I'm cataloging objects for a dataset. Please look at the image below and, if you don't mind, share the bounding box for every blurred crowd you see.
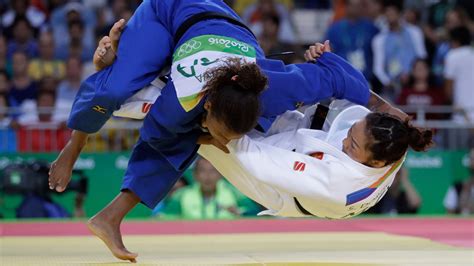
[0,0,473,153]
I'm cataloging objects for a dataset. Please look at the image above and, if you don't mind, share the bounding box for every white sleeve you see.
[443,52,456,80]
[372,34,391,86]
[227,135,338,199]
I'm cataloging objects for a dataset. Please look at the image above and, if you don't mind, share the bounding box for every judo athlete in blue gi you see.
[48,0,405,262]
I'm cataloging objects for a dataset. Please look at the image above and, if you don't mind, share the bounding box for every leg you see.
[87,190,140,262]
[89,139,186,262]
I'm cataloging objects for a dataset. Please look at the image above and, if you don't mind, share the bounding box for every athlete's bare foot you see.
[93,18,126,71]
[87,215,138,263]
[93,36,115,71]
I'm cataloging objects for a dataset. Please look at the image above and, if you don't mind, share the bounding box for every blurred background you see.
[0,0,472,220]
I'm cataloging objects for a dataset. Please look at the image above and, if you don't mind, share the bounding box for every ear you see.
[204,100,211,111]
[368,159,387,168]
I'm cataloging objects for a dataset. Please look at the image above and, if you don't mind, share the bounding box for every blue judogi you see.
[68,0,370,208]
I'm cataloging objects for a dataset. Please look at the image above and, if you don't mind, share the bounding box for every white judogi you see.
[199,102,405,219]
[113,81,404,219]
[112,77,167,120]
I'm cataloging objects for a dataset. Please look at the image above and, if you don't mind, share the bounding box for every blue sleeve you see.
[258,52,369,121]
[67,0,173,133]
[296,52,370,105]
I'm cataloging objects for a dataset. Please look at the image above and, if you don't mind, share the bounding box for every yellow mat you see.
[1,232,473,265]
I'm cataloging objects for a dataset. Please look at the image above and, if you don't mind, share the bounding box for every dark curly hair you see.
[366,112,433,165]
[203,57,268,134]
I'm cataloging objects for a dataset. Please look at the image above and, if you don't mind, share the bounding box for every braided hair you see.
[365,112,433,165]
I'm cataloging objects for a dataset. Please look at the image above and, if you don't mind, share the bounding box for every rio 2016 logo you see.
[176,40,202,57]
[208,37,250,53]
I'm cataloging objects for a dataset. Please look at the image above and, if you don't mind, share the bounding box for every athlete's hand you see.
[197,134,230,154]
[93,19,126,71]
[49,131,88,192]
[304,40,331,62]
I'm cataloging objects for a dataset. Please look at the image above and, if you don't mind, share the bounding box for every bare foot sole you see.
[87,217,138,263]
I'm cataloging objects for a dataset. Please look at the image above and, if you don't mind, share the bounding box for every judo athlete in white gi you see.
[199,101,409,219]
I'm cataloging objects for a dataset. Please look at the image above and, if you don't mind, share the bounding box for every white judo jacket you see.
[199,102,405,219]
[112,80,404,219]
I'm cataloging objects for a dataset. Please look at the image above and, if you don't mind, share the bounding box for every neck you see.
[389,22,401,31]
[201,188,216,198]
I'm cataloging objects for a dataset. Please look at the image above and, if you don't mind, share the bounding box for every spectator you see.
[444,148,474,215]
[28,31,65,81]
[0,34,7,73]
[160,158,241,220]
[50,2,96,62]
[293,0,330,9]
[95,0,133,39]
[258,14,294,61]
[444,26,474,123]
[1,0,46,37]
[403,7,420,26]
[431,8,470,85]
[0,70,9,93]
[372,0,427,98]
[152,177,189,216]
[17,89,70,152]
[18,78,63,125]
[325,0,379,80]
[55,19,94,62]
[6,15,38,59]
[0,70,19,118]
[56,56,82,104]
[242,0,297,44]
[8,51,37,105]
[368,168,421,214]
[396,58,446,120]
[0,92,17,153]
[427,0,456,30]
[364,0,385,29]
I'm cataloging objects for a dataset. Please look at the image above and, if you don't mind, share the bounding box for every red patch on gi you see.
[293,161,306,172]
[142,103,152,113]
[310,152,324,160]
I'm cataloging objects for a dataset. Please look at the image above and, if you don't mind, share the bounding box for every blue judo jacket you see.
[67,0,370,202]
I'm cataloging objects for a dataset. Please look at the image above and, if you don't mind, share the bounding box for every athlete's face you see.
[202,102,244,149]
[342,118,386,168]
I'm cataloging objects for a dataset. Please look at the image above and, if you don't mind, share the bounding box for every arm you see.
[301,41,370,105]
[288,52,371,106]
[367,90,409,121]
[372,35,391,86]
[303,42,408,121]
[67,1,172,133]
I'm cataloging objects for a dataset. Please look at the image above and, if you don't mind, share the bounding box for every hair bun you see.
[406,121,434,151]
